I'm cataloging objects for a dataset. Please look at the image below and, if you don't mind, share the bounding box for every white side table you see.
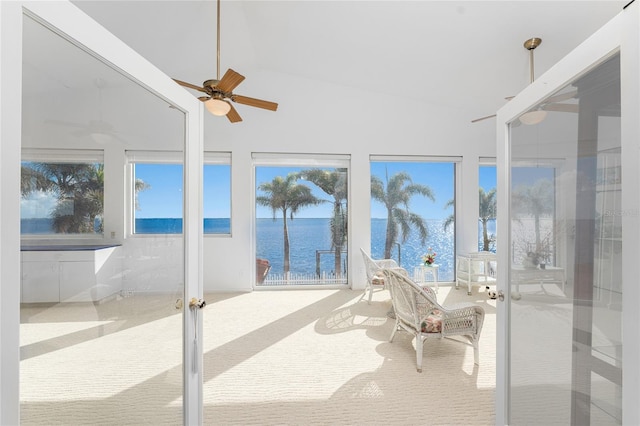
[414,264,439,293]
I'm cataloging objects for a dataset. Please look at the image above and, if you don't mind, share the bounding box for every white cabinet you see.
[21,261,59,303]
[21,245,123,303]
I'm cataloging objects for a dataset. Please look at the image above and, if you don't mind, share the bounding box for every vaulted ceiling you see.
[71,1,626,122]
[21,1,627,152]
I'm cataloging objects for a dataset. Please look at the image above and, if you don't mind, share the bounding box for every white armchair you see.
[382,268,485,372]
[360,247,405,304]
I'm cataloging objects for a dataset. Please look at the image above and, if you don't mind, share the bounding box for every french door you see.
[496,6,640,425]
[3,2,204,424]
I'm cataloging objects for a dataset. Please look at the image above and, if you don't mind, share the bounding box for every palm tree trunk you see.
[283,213,290,276]
[334,247,342,276]
[482,218,490,251]
[534,214,541,252]
[332,204,344,275]
[384,209,394,259]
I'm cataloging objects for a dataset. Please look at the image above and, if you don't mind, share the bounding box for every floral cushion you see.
[420,309,443,333]
[372,273,385,285]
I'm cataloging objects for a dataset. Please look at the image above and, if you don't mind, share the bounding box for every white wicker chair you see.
[382,268,485,372]
[360,247,405,304]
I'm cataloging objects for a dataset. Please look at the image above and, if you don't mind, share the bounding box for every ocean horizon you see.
[21,217,496,282]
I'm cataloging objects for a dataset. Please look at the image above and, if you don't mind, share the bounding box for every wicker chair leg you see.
[368,284,374,304]
[415,335,424,373]
[389,320,399,342]
[473,340,480,365]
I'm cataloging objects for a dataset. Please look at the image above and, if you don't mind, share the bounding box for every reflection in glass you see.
[20,14,186,424]
[509,54,621,425]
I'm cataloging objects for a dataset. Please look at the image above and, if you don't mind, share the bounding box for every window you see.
[128,151,183,235]
[370,156,458,282]
[479,160,497,252]
[204,152,231,235]
[21,149,104,236]
[253,154,349,286]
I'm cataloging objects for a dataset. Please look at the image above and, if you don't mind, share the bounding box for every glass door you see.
[508,54,621,425]
[15,3,204,424]
[494,9,640,423]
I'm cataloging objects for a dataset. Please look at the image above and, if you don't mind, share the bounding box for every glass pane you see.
[21,156,104,236]
[255,165,348,286]
[133,163,184,234]
[204,163,231,234]
[20,15,185,424]
[370,160,455,282]
[509,54,621,425]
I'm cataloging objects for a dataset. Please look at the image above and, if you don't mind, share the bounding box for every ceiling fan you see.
[172,0,278,123]
[472,37,578,124]
[46,78,129,144]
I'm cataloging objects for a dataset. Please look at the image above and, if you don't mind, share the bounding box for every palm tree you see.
[512,178,553,253]
[297,168,348,276]
[256,173,323,275]
[443,198,455,232]
[134,178,151,211]
[479,187,497,251]
[22,162,104,233]
[442,188,496,251]
[371,171,435,259]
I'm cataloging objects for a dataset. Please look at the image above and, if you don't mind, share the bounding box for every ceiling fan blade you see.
[233,95,278,111]
[545,90,578,104]
[543,103,579,113]
[226,102,242,123]
[45,119,85,128]
[173,78,207,93]
[217,68,245,93]
[471,114,496,123]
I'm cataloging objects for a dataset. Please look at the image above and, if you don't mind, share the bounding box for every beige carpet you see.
[20,285,496,425]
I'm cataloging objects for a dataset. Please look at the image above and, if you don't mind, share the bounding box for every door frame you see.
[495,5,640,425]
[0,1,204,424]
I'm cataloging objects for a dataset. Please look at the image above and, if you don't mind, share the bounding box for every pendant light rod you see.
[216,0,221,81]
[524,37,542,84]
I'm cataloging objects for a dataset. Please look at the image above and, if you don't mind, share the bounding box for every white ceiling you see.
[70,0,626,122]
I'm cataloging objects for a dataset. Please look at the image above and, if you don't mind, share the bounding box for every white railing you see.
[261,271,348,286]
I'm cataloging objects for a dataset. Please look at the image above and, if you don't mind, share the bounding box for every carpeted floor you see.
[20,285,496,425]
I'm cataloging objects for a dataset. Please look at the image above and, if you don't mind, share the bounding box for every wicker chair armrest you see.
[437,304,485,336]
[375,259,399,269]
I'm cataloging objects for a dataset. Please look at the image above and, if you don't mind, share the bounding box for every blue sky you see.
[132,162,499,220]
[21,162,498,220]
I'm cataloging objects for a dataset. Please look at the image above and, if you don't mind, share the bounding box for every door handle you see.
[188,297,206,374]
[189,297,206,309]
[497,290,505,301]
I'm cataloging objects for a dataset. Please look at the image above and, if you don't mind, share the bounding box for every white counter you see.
[21,244,123,303]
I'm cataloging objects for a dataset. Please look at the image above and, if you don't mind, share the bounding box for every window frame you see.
[369,155,461,282]
[252,152,351,288]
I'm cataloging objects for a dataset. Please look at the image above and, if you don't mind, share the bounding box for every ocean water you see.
[21,218,231,235]
[21,217,496,282]
[255,217,491,282]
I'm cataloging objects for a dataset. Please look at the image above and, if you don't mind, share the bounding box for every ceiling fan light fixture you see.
[89,132,112,145]
[519,109,547,125]
[205,97,231,116]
